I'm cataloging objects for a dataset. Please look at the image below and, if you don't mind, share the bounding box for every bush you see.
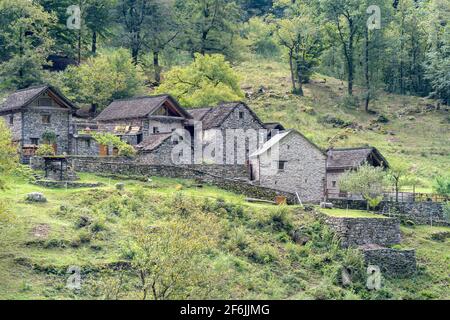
[319,114,352,128]
[35,144,55,156]
[376,114,389,123]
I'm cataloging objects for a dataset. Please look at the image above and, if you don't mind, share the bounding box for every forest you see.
[0,0,448,111]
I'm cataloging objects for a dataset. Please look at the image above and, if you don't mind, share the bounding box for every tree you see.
[116,0,152,64]
[339,163,388,211]
[49,49,146,112]
[424,0,450,104]
[125,218,214,300]
[0,0,56,89]
[388,161,411,202]
[319,0,366,96]
[84,0,114,55]
[275,0,325,95]
[155,53,244,107]
[433,176,450,197]
[175,0,241,58]
[141,0,181,85]
[0,119,19,190]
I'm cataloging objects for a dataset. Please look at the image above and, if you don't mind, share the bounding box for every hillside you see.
[0,173,449,300]
[235,59,450,188]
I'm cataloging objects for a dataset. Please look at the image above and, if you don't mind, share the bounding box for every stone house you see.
[189,102,266,165]
[0,85,78,162]
[249,130,327,203]
[326,147,389,199]
[95,95,193,148]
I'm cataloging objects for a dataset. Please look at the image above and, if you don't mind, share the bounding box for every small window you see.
[39,98,53,106]
[287,145,290,150]
[9,115,14,125]
[278,161,287,171]
[153,127,159,134]
[239,111,244,119]
[86,139,91,148]
[30,138,39,145]
[332,181,337,187]
[42,115,51,124]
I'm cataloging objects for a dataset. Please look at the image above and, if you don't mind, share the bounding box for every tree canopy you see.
[155,53,244,107]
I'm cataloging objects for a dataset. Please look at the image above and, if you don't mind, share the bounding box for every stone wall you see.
[22,108,71,154]
[330,199,448,226]
[362,247,416,277]
[2,112,22,142]
[324,216,401,248]
[36,156,296,203]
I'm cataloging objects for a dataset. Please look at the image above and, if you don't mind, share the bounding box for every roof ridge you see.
[10,84,48,92]
[111,94,169,102]
[328,146,373,151]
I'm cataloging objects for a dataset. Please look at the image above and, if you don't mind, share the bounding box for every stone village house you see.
[1,85,389,203]
[0,85,77,163]
[249,130,327,203]
[325,147,389,199]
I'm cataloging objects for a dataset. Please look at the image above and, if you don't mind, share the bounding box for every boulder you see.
[320,202,334,209]
[115,183,125,191]
[26,192,47,203]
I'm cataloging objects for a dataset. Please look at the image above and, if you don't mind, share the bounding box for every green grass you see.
[320,208,388,219]
[1,172,449,300]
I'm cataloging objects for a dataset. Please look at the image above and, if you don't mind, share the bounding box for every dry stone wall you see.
[324,216,401,248]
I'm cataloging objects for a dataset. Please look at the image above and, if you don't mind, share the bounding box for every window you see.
[30,138,39,145]
[239,111,244,119]
[153,127,159,134]
[42,115,51,124]
[278,161,287,171]
[86,139,91,148]
[9,115,13,125]
[332,181,337,188]
[38,98,52,106]
[137,134,143,144]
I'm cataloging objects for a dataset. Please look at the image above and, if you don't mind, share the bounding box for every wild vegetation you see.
[0,172,448,299]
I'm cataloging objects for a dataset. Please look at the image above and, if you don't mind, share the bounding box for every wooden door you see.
[99,144,108,156]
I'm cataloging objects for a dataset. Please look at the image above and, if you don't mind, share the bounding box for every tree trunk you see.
[295,56,304,96]
[77,28,82,65]
[91,31,97,54]
[90,103,97,114]
[153,50,161,85]
[364,28,370,112]
[289,51,297,94]
[347,31,354,96]
[395,180,399,203]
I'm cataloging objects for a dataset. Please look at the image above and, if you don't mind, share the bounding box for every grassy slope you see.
[236,59,450,189]
[0,173,448,300]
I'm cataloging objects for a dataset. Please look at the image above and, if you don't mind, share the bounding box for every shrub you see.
[443,202,450,222]
[433,176,450,196]
[35,144,55,156]
[90,219,107,233]
[376,114,389,123]
[318,114,352,128]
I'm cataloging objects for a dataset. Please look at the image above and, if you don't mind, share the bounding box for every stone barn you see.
[0,85,78,163]
[249,130,327,203]
[326,147,389,199]
[189,102,266,165]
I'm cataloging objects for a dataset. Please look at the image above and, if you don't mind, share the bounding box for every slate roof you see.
[250,129,324,157]
[326,147,389,170]
[135,133,173,152]
[95,95,192,121]
[0,85,77,114]
[188,102,263,130]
